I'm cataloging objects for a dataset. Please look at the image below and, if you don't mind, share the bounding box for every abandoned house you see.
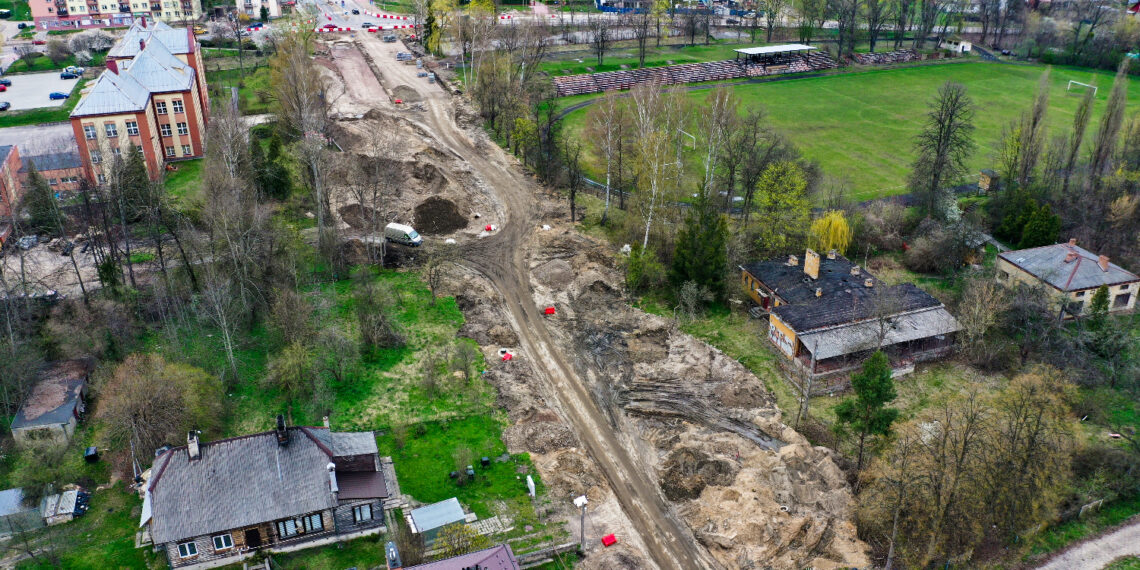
[388,543,521,570]
[741,249,960,381]
[10,358,94,447]
[997,239,1139,317]
[141,417,395,569]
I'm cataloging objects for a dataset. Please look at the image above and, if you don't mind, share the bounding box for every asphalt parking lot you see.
[0,71,82,111]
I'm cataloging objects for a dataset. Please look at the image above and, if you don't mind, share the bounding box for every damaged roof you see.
[798,306,960,360]
[406,544,520,570]
[1000,243,1140,292]
[145,427,384,544]
[11,358,93,431]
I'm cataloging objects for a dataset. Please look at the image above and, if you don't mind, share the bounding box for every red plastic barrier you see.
[394,99,403,104]
[602,534,617,547]
[544,307,556,315]
[485,224,493,231]
[501,352,513,361]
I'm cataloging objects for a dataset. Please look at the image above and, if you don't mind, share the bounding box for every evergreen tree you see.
[1018,203,1061,248]
[834,350,900,471]
[20,163,61,234]
[671,191,728,299]
[1087,284,1110,327]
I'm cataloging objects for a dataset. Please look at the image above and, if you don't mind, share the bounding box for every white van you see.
[384,223,423,247]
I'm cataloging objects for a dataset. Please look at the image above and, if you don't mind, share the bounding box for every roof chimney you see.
[850,265,861,276]
[827,249,837,260]
[804,249,820,280]
[1064,251,1078,263]
[187,430,200,461]
[1068,238,1077,246]
[864,278,873,288]
[787,254,798,267]
[276,414,289,446]
[815,287,822,298]
[106,59,118,75]
[327,462,338,497]
[1098,255,1110,272]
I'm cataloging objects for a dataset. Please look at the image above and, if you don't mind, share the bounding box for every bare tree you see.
[909,81,975,218]
[830,0,862,59]
[891,0,915,49]
[422,242,459,303]
[631,83,684,250]
[865,0,894,52]
[587,15,612,67]
[586,90,625,225]
[763,0,787,42]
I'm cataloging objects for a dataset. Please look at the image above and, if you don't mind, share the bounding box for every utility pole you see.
[573,495,588,551]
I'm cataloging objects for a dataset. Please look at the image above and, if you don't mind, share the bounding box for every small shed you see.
[0,489,43,536]
[940,37,972,53]
[11,359,94,447]
[979,169,999,193]
[41,490,79,526]
[409,497,467,545]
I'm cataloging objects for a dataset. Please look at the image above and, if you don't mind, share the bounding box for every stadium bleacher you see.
[850,50,920,65]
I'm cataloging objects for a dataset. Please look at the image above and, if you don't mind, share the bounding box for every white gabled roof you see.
[734,44,817,56]
[110,25,191,58]
[71,69,151,117]
[125,39,194,93]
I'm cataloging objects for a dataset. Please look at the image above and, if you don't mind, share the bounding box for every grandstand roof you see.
[734,44,817,56]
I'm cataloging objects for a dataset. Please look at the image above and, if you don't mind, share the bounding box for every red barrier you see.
[501,352,513,361]
[602,534,617,547]
[544,307,556,315]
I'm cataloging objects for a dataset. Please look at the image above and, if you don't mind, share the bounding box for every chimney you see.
[1098,255,1110,272]
[327,462,338,497]
[139,39,145,51]
[815,287,822,298]
[864,278,874,288]
[106,59,118,75]
[1064,251,1078,263]
[187,431,200,461]
[803,249,820,280]
[787,254,799,267]
[827,249,837,260]
[141,17,147,28]
[1068,238,1077,246]
[850,265,861,276]
[275,414,289,446]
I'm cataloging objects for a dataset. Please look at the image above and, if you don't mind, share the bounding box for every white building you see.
[237,0,279,19]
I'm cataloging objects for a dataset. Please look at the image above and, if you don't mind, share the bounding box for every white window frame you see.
[177,122,188,135]
[105,123,118,138]
[125,121,139,136]
[303,513,323,532]
[160,124,172,137]
[177,541,197,558]
[156,100,168,114]
[83,125,97,140]
[181,144,191,155]
[112,147,122,156]
[97,173,106,184]
[211,534,233,551]
[352,503,372,523]
[90,150,102,164]
[276,518,299,538]
[172,99,184,113]
[165,146,175,157]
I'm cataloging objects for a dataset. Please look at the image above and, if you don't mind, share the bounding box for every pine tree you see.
[20,163,61,234]
[671,191,728,299]
[1018,203,1060,248]
[1087,284,1110,328]
[834,351,900,471]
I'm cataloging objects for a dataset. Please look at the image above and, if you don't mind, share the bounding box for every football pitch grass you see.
[560,62,1140,202]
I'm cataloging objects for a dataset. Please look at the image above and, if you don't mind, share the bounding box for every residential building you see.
[142,418,393,569]
[237,0,280,19]
[388,543,521,570]
[10,358,94,447]
[0,145,21,219]
[20,151,85,195]
[741,249,960,383]
[408,497,467,546]
[997,239,1139,316]
[70,20,207,183]
[30,1,202,31]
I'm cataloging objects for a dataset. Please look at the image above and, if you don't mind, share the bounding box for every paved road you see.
[1035,518,1140,570]
[357,33,718,570]
[0,122,74,153]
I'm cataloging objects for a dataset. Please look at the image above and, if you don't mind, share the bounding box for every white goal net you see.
[1067,80,1098,96]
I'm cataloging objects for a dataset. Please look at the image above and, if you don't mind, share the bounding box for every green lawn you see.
[0,0,32,20]
[163,158,203,205]
[561,62,1140,202]
[0,78,89,128]
[6,52,106,73]
[540,41,769,77]
[1106,556,1140,570]
[205,65,272,115]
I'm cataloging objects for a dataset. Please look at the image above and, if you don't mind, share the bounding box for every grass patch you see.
[0,78,88,128]
[561,62,1140,202]
[6,52,105,73]
[1106,556,1140,570]
[223,535,388,570]
[1025,493,1140,559]
[540,41,768,77]
[128,251,155,264]
[205,65,272,115]
[162,158,204,206]
[0,0,32,19]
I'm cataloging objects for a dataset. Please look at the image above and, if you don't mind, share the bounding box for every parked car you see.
[322,23,338,29]
[0,78,12,86]
[60,72,79,79]
[17,22,27,28]
[33,39,46,45]
[363,22,374,28]
[0,85,6,92]
[725,18,739,24]
[193,25,207,35]
[0,102,10,111]
[382,34,396,42]
[351,8,360,14]
[384,223,422,247]
[49,91,69,100]
[0,9,11,19]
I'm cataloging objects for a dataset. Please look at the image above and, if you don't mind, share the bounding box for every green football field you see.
[560,62,1140,202]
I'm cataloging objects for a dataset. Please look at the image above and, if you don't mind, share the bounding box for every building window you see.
[276,518,299,538]
[112,148,122,157]
[83,125,97,140]
[156,101,168,114]
[172,99,184,113]
[90,150,102,164]
[176,122,188,135]
[160,124,172,137]
[275,513,323,539]
[177,541,197,558]
[97,173,106,184]
[105,124,118,138]
[352,504,372,523]
[1122,284,1133,291]
[181,144,191,155]
[49,178,58,186]
[126,121,139,136]
[303,513,323,532]
[1116,293,1132,309]
[165,146,175,157]
[997,270,1009,281]
[211,534,233,551]
[1076,291,1086,298]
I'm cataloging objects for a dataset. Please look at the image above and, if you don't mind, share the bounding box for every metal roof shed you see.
[733,44,817,56]
[410,498,467,544]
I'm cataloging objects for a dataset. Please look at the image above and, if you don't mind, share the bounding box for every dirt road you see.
[354,37,717,570]
[1034,519,1140,570]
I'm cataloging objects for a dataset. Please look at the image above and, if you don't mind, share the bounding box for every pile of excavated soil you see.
[659,447,738,501]
[391,84,422,103]
[414,197,467,235]
[338,204,381,231]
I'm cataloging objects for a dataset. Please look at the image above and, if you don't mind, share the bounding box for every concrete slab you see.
[0,71,81,111]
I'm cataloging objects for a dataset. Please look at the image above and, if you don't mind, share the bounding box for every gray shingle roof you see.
[10,359,92,431]
[122,38,194,93]
[0,489,33,518]
[410,498,466,533]
[71,69,150,117]
[20,151,82,173]
[147,427,375,544]
[110,25,191,58]
[798,306,960,360]
[0,146,13,165]
[1000,243,1140,292]
[406,544,520,570]
[330,432,378,457]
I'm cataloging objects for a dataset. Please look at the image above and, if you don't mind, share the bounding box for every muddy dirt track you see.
[354,37,716,570]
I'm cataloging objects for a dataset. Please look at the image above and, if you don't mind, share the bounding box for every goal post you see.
[1067,80,1098,96]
